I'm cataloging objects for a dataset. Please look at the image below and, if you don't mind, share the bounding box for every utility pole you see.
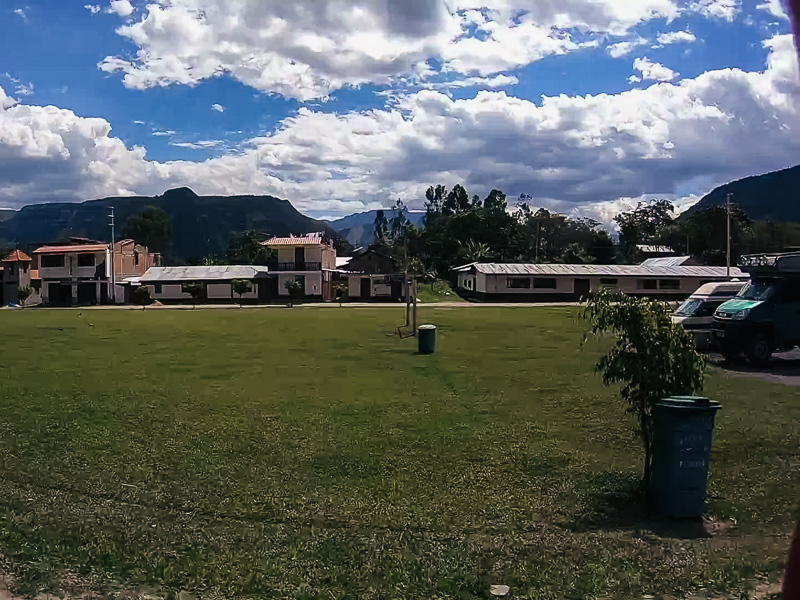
[110,206,117,304]
[726,193,732,278]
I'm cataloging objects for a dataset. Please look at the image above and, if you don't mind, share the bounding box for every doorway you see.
[574,279,591,300]
[360,277,371,299]
[258,277,279,302]
[295,247,306,271]
[48,283,73,307]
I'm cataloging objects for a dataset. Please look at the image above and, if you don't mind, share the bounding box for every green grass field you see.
[0,307,796,599]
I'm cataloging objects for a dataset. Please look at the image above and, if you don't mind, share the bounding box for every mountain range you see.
[0,188,329,261]
[688,164,800,221]
[1,164,798,260]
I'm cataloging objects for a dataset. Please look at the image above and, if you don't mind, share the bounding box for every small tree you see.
[284,280,303,308]
[132,286,152,307]
[182,282,205,308]
[232,279,253,306]
[583,289,706,491]
[333,282,348,307]
[17,286,32,308]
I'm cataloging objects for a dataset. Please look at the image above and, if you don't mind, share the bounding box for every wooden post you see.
[412,279,418,335]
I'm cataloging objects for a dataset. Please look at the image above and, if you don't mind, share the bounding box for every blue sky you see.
[0,0,797,221]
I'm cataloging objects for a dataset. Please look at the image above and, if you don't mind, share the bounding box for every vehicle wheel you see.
[747,333,773,367]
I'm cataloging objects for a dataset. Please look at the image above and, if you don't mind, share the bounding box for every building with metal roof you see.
[453,262,747,302]
[138,266,271,304]
[140,266,270,282]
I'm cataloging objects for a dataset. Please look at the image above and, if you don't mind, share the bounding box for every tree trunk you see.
[641,413,654,502]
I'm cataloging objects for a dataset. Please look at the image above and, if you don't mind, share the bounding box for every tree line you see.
[367,185,800,277]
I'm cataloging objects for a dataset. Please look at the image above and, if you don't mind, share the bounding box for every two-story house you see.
[2,249,40,306]
[33,239,158,306]
[263,233,336,300]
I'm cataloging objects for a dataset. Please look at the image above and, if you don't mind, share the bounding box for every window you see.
[600,278,618,286]
[77,253,95,267]
[153,283,163,295]
[659,279,681,291]
[637,279,658,290]
[134,251,140,266]
[22,263,28,274]
[40,255,64,268]
[507,277,531,289]
[533,278,557,289]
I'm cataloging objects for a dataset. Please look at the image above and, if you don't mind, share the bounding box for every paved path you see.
[710,350,800,387]
[4,302,582,311]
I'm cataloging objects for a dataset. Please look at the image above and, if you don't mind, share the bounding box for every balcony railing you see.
[274,262,322,272]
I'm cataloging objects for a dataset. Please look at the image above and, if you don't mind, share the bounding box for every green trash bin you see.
[651,396,721,519]
[418,324,437,355]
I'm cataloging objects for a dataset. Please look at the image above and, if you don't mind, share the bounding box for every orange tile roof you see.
[265,233,324,246]
[2,249,31,262]
[33,244,109,254]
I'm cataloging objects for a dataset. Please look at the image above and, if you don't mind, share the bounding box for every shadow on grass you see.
[567,471,711,540]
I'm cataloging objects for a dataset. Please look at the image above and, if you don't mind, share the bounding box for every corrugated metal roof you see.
[2,249,31,262]
[140,266,270,282]
[336,257,353,268]
[34,244,108,254]
[640,257,693,268]
[265,233,324,246]
[469,263,747,278]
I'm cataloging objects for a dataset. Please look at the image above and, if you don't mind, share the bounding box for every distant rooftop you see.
[2,249,31,262]
[454,262,747,278]
[33,244,109,254]
[265,233,325,246]
[636,245,675,254]
[639,256,694,268]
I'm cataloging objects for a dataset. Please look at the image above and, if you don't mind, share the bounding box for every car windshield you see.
[737,281,778,301]
[675,299,703,316]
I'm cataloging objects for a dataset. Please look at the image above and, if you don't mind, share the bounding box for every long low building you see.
[454,262,747,301]
[138,266,269,303]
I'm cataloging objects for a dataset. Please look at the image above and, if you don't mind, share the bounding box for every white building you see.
[454,262,747,301]
[34,240,157,306]
[263,233,336,300]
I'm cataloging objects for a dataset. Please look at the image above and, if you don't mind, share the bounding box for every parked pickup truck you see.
[712,253,800,365]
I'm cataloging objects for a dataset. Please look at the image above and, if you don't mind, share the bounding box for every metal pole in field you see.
[110,206,116,303]
[726,193,732,278]
[412,279,418,335]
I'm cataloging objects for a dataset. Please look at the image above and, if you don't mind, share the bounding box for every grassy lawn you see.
[0,307,796,599]
[416,280,463,303]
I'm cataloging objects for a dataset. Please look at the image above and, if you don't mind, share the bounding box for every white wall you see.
[207,283,232,300]
[276,246,324,264]
[476,274,717,296]
[277,273,323,296]
[148,284,190,300]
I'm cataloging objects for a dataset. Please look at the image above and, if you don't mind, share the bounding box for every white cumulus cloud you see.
[108,0,133,17]
[1,34,799,224]
[757,0,789,19]
[656,31,697,45]
[211,104,225,113]
[688,0,741,21]
[608,38,650,58]
[633,57,679,81]
[84,4,101,15]
[97,0,684,101]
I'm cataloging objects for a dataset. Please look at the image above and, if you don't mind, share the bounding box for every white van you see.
[673,281,747,350]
